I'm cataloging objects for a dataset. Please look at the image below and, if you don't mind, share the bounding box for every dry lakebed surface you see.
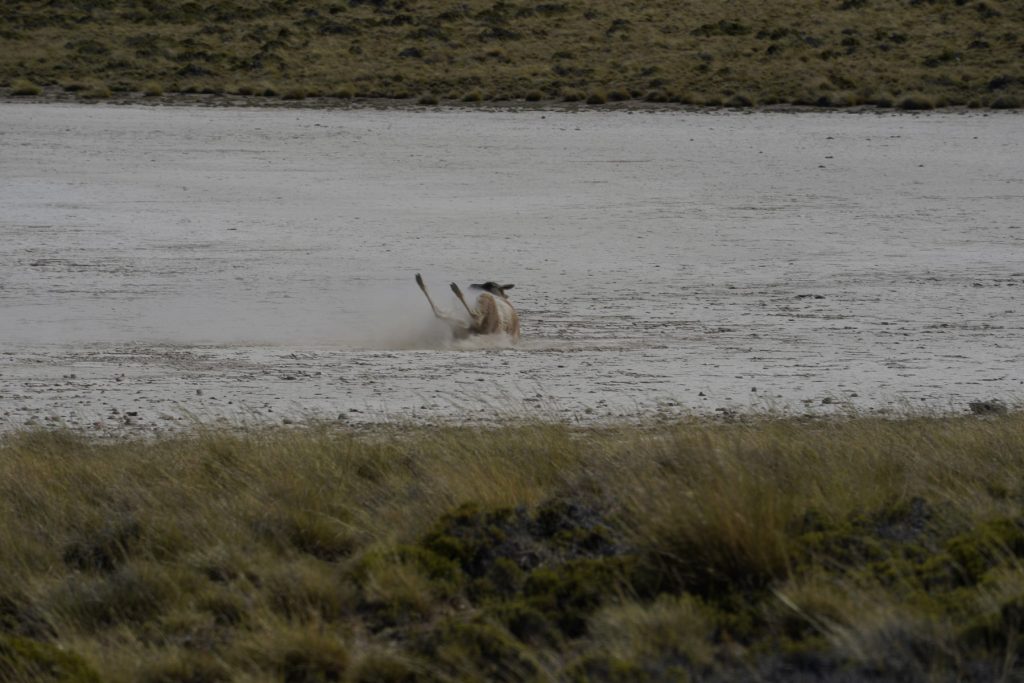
[1,102,1022,434]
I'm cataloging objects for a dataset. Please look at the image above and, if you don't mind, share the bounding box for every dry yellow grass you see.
[1,414,1024,680]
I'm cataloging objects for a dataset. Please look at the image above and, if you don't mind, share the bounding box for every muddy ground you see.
[1,103,1021,435]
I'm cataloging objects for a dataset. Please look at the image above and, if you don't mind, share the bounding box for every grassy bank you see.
[2,414,1024,681]
[1,0,1022,109]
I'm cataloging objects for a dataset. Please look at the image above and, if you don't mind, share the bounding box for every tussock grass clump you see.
[872,92,896,108]
[280,87,307,100]
[79,84,111,100]
[0,634,101,682]
[1,414,1023,680]
[725,93,755,107]
[263,627,351,681]
[9,79,41,96]
[898,92,937,110]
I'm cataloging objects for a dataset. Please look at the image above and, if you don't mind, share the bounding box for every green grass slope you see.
[2,414,1024,681]
[1,0,1022,108]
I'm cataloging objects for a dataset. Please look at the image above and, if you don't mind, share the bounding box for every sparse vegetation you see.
[140,80,163,97]
[1,0,1021,108]
[9,78,40,96]
[78,82,112,99]
[991,94,1021,108]
[280,87,307,101]
[2,413,1024,680]
[898,92,937,110]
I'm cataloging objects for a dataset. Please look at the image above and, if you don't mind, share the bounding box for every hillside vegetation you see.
[3,414,1024,681]
[1,0,1022,108]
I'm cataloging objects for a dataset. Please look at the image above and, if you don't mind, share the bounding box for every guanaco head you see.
[470,282,515,299]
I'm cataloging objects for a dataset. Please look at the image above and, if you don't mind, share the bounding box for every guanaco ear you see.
[501,284,515,291]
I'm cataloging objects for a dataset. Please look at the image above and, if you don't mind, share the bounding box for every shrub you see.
[80,84,112,99]
[872,92,895,107]
[586,91,607,104]
[691,20,751,37]
[141,81,163,97]
[10,79,42,96]
[987,75,1014,91]
[417,93,439,105]
[898,93,935,110]
[725,93,754,107]
[487,601,560,647]
[351,544,460,628]
[523,557,633,637]
[990,96,1020,109]
[810,92,845,107]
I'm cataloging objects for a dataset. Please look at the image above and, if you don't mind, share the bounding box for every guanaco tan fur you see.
[415,273,520,342]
